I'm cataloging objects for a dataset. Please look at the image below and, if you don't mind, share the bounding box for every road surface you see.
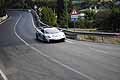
[0,11,120,80]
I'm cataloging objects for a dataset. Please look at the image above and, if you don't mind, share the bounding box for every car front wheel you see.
[61,38,65,42]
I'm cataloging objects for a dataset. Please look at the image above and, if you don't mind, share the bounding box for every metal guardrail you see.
[63,29,120,44]
[63,30,120,36]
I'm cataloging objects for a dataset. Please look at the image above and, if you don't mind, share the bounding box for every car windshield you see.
[44,28,60,34]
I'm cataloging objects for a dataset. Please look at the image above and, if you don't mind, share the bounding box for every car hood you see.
[45,32,65,37]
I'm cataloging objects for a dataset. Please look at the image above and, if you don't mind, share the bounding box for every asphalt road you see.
[0,11,120,80]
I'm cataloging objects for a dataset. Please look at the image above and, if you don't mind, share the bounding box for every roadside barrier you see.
[63,30,120,44]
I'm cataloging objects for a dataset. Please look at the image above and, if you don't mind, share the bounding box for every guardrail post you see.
[84,34,85,40]
[101,36,104,43]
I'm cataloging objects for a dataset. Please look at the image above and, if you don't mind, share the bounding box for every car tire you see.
[61,38,65,42]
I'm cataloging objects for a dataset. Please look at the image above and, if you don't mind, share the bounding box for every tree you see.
[57,11,69,27]
[85,10,96,21]
[57,0,71,28]
[68,0,73,13]
[24,0,33,8]
[108,7,120,32]
[57,0,64,14]
[0,0,7,17]
[94,7,120,32]
[48,8,57,26]
[33,0,57,9]
[41,7,57,26]
[57,0,65,21]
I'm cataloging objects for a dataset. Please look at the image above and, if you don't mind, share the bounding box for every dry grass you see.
[77,35,120,44]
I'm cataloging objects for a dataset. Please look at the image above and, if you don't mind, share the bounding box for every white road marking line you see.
[73,41,109,54]
[66,39,73,44]
[14,15,30,46]
[0,69,8,80]
[0,20,7,24]
[79,42,108,54]
[66,39,108,54]
[14,14,95,80]
[90,47,108,54]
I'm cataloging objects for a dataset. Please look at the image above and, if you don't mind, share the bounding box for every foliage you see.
[1,0,120,32]
[94,7,120,32]
[0,0,5,8]
[76,19,92,28]
[0,0,6,16]
[41,7,57,26]
[57,11,70,28]
[24,0,33,8]
[68,0,73,13]
[33,0,57,8]
[85,10,96,20]
[56,0,64,19]
[69,10,96,29]
[107,7,120,32]
[57,0,68,28]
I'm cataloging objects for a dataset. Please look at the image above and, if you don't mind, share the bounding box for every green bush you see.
[94,7,120,32]
[41,7,57,26]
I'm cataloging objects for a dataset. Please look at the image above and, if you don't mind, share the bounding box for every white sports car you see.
[36,27,66,42]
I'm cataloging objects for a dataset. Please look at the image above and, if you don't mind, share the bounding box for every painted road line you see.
[66,39,73,44]
[14,14,95,80]
[0,69,8,80]
[90,47,108,54]
[14,15,29,46]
